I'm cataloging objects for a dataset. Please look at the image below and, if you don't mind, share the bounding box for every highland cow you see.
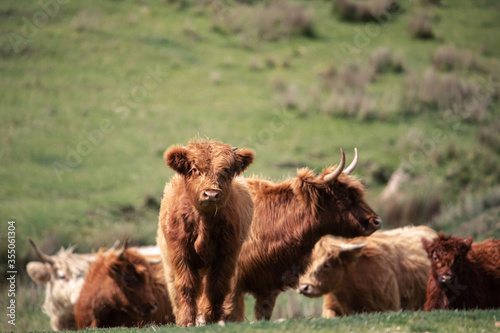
[74,239,173,328]
[26,239,162,331]
[157,139,254,326]
[26,239,96,331]
[422,233,500,311]
[298,225,436,317]
[224,148,382,321]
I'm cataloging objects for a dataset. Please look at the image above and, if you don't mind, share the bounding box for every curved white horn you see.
[29,238,55,265]
[104,240,121,254]
[148,258,163,265]
[343,148,358,175]
[339,243,367,252]
[324,149,345,184]
[117,238,129,260]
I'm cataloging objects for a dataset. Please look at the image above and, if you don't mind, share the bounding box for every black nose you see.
[150,301,158,313]
[373,217,382,229]
[203,190,220,201]
[298,284,310,293]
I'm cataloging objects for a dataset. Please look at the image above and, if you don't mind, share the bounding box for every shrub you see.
[336,61,375,91]
[409,12,434,39]
[402,67,492,121]
[433,186,500,237]
[376,173,442,229]
[370,47,405,74]
[477,119,500,152]
[333,0,400,22]
[431,45,483,72]
[211,0,316,42]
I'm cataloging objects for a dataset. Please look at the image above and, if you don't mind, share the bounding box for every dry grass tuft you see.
[430,45,488,72]
[334,0,400,22]
[409,11,434,39]
[370,47,405,74]
[211,0,315,43]
[402,67,493,121]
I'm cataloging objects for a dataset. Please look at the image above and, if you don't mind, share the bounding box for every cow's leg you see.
[163,260,180,319]
[203,259,235,323]
[222,273,246,322]
[175,267,202,327]
[322,293,343,318]
[254,291,279,321]
[424,278,449,311]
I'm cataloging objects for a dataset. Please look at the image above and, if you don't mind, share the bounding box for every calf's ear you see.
[27,262,51,285]
[164,146,191,175]
[234,148,255,174]
[422,238,431,253]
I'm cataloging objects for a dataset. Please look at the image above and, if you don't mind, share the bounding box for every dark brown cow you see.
[298,226,436,317]
[74,240,174,328]
[224,149,382,321]
[422,233,500,311]
[157,139,254,326]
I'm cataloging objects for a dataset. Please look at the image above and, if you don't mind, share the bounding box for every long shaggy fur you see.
[157,139,254,326]
[422,233,500,310]
[298,225,436,318]
[26,247,94,331]
[223,165,381,321]
[74,248,173,328]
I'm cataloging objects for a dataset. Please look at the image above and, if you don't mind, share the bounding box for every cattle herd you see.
[27,139,500,330]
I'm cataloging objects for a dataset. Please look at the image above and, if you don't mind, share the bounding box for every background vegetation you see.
[0,0,499,331]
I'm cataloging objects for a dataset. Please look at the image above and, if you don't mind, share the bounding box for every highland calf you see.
[298,226,436,317]
[224,149,382,321]
[157,139,254,326]
[26,239,161,331]
[422,233,500,311]
[74,239,173,328]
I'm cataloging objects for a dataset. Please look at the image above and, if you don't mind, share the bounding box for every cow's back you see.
[344,238,401,313]
[469,238,500,307]
[387,226,436,309]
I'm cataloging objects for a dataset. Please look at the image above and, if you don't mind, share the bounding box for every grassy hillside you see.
[1,0,499,331]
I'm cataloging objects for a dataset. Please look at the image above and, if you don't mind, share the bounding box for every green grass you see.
[0,0,499,331]
[11,307,500,333]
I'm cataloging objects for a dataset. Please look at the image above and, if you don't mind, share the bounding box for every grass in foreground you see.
[73,310,500,333]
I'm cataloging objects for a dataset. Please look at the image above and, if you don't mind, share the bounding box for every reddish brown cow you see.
[422,233,500,311]
[74,240,174,328]
[157,139,254,326]
[224,149,382,321]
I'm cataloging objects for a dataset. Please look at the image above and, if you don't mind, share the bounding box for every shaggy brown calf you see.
[74,240,173,328]
[224,149,382,321]
[27,239,161,331]
[157,139,254,326]
[422,233,500,311]
[298,226,436,317]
